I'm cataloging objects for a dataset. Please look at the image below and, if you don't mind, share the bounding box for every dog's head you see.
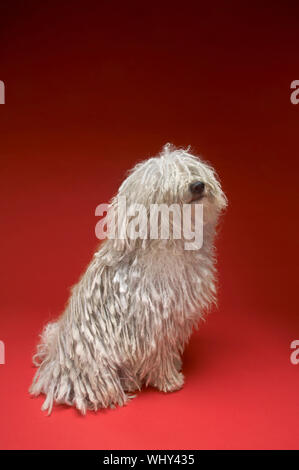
[107,144,227,253]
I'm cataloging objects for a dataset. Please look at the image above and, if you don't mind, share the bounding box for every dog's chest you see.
[114,249,214,322]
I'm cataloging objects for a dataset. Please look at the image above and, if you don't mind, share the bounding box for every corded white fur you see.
[30,144,227,414]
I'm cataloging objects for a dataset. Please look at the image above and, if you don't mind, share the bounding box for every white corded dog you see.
[30,144,227,414]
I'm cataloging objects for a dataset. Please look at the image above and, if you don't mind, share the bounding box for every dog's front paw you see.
[152,372,184,393]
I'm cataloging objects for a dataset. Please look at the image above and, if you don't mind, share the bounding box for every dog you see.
[30,144,227,414]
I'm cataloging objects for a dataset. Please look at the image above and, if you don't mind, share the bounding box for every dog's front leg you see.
[148,353,184,393]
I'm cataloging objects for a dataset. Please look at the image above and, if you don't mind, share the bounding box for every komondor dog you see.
[30,144,227,414]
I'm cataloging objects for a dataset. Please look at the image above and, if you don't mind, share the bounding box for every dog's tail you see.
[30,320,69,414]
[32,321,59,367]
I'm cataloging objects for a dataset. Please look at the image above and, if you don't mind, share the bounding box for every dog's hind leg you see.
[31,361,131,414]
[30,321,133,414]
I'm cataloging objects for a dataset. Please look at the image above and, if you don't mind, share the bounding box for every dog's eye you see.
[189,181,205,195]
[188,181,205,203]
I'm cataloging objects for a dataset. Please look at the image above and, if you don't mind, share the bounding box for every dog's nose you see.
[189,181,205,195]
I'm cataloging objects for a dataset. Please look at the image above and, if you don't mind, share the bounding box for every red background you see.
[0,1,298,449]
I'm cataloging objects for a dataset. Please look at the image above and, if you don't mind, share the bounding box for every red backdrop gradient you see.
[0,1,298,449]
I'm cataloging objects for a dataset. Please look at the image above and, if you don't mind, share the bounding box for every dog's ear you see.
[106,194,139,256]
